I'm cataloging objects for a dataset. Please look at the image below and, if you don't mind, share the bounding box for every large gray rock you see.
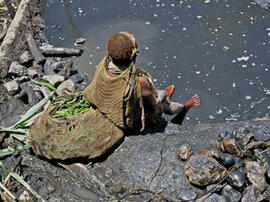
[7,121,270,201]
[9,61,27,76]
[4,80,19,95]
[56,79,75,96]
[42,75,64,86]
[19,51,33,65]
[221,185,241,202]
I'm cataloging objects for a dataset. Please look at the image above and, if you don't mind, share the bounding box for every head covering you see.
[107,32,138,64]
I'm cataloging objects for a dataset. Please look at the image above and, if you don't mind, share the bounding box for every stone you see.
[42,75,64,86]
[199,149,223,161]
[69,74,84,84]
[4,80,19,95]
[218,129,234,140]
[237,132,257,149]
[19,51,33,65]
[218,138,243,157]
[56,79,76,96]
[262,186,270,200]
[18,191,32,202]
[203,193,228,202]
[27,67,38,79]
[177,143,193,161]
[8,61,27,76]
[205,184,224,193]
[43,59,64,75]
[15,82,40,106]
[221,185,241,202]
[15,76,29,84]
[177,189,197,201]
[222,153,235,168]
[74,37,86,45]
[255,0,270,9]
[245,160,267,192]
[226,168,246,189]
[241,185,264,202]
[185,154,227,186]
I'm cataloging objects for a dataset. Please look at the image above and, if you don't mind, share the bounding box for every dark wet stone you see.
[226,168,246,189]
[15,82,41,106]
[44,59,58,75]
[177,189,197,201]
[206,184,224,193]
[0,98,30,127]
[245,160,267,192]
[222,153,235,168]
[19,51,34,65]
[177,143,193,161]
[9,61,27,77]
[241,185,264,202]
[185,154,227,186]
[203,193,228,202]
[255,0,270,9]
[218,130,234,140]
[233,156,244,168]
[69,73,84,84]
[75,37,86,45]
[221,185,241,202]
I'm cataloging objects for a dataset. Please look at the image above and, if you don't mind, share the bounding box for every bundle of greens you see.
[51,94,90,119]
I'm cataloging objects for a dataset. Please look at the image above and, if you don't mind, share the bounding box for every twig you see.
[252,118,270,122]
[149,136,167,187]
[3,0,15,18]
[0,182,16,200]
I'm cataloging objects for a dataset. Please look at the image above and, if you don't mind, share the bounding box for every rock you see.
[42,75,64,86]
[226,168,246,189]
[262,186,270,200]
[8,61,27,76]
[15,76,29,84]
[254,0,270,9]
[56,79,76,96]
[74,37,86,45]
[18,191,32,202]
[27,67,38,79]
[245,160,267,192]
[0,98,30,127]
[177,144,193,161]
[237,132,257,149]
[222,153,235,168]
[221,185,241,202]
[177,189,197,201]
[4,80,19,95]
[19,51,34,65]
[199,149,223,161]
[203,193,228,202]
[15,82,40,106]
[69,73,84,84]
[43,59,64,75]
[205,184,224,193]
[185,154,227,186]
[218,129,234,140]
[241,185,264,202]
[218,138,243,157]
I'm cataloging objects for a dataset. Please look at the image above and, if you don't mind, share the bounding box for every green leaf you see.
[31,79,56,91]
[0,144,30,158]
[10,172,46,202]
[13,92,54,128]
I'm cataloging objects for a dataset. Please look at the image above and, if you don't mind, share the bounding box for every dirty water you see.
[40,0,270,124]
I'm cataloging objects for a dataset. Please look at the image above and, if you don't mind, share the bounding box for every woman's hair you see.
[107,32,137,65]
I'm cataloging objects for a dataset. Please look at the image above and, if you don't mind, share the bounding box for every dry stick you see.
[0,19,9,42]
[149,136,167,187]
[3,0,15,18]
[39,46,83,57]
[25,31,45,64]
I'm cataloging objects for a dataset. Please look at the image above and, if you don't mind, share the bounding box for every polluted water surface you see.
[40,0,270,124]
